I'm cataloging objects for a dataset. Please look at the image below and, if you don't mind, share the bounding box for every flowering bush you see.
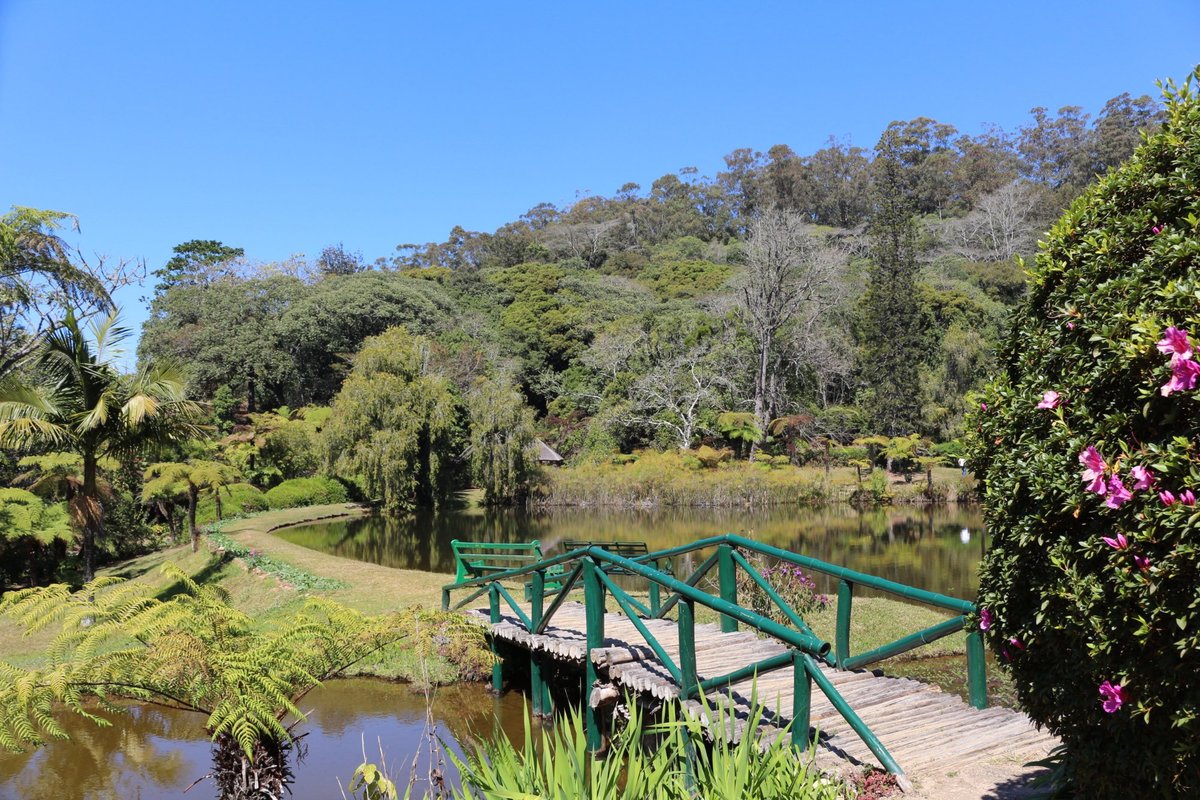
[968,70,1200,795]
[737,556,829,625]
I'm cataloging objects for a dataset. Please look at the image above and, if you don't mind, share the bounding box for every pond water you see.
[277,503,987,599]
[0,679,526,800]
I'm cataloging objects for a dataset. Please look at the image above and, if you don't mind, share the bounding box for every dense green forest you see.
[0,92,1165,585]
[138,93,1161,449]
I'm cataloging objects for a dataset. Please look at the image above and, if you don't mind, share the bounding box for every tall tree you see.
[316,242,363,276]
[739,209,841,455]
[323,326,465,512]
[859,137,927,436]
[152,239,244,294]
[467,377,540,505]
[0,310,205,580]
[0,207,113,381]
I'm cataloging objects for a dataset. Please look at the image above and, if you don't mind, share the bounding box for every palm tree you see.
[0,309,206,581]
[1,206,112,381]
[143,460,240,552]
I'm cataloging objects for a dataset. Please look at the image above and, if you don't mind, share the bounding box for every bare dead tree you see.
[948,181,1042,262]
[739,209,843,456]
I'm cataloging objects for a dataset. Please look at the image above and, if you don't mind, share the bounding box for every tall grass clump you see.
[441,700,851,800]
[539,450,827,508]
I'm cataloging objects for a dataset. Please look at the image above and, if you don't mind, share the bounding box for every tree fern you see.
[0,567,483,798]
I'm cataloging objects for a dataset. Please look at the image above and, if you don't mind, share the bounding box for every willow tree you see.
[467,377,540,505]
[0,310,205,580]
[323,326,465,512]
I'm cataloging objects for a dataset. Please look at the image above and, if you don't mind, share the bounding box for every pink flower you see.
[1106,476,1133,509]
[1151,225,1163,235]
[978,607,993,631]
[1160,490,1177,506]
[1066,321,1076,330]
[1129,465,1155,491]
[980,402,988,412]
[1001,637,1027,662]
[1133,555,1151,572]
[1099,681,1127,713]
[1161,355,1200,396]
[1037,390,1061,410]
[1181,490,1197,506]
[1101,533,1129,550]
[1079,446,1107,492]
[1158,327,1193,358]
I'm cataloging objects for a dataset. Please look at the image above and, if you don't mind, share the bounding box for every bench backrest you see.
[561,539,649,559]
[450,539,546,583]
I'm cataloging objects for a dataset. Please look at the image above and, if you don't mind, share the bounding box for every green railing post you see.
[488,583,503,694]
[530,569,546,716]
[678,597,697,699]
[836,579,854,668]
[583,558,607,754]
[966,629,988,709]
[441,587,450,611]
[717,544,738,633]
[649,558,662,616]
[791,650,812,747]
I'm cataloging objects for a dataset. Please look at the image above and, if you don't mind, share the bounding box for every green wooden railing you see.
[441,533,985,786]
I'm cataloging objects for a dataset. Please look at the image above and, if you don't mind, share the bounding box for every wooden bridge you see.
[443,535,1057,796]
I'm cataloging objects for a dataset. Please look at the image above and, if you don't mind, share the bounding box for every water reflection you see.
[0,679,524,800]
[278,504,986,598]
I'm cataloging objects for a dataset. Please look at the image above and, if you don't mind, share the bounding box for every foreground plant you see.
[427,699,850,800]
[0,568,486,799]
[969,68,1200,796]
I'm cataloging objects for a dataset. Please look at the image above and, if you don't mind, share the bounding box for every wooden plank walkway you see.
[466,600,1058,798]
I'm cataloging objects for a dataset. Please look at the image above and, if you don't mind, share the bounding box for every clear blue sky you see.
[2,1,1197,342]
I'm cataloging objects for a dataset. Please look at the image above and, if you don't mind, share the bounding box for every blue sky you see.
[2,1,1198,343]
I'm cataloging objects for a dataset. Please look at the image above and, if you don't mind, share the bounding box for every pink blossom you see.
[978,607,993,631]
[1130,465,1155,491]
[1001,637,1027,662]
[980,402,988,412]
[1160,490,1177,506]
[1099,681,1127,713]
[1101,533,1129,550]
[1151,225,1163,235]
[1134,555,1151,572]
[1161,355,1200,396]
[1066,321,1076,330]
[1079,446,1107,492]
[1181,490,1197,507]
[1106,476,1133,509]
[1158,327,1193,358]
[1037,390,1061,410]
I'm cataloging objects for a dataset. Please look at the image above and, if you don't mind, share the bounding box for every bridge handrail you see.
[441,533,985,787]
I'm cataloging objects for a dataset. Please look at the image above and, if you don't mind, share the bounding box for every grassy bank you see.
[539,451,975,508]
[0,504,472,681]
[2,502,995,701]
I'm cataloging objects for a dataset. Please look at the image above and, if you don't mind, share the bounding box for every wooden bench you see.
[562,539,650,573]
[449,540,566,600]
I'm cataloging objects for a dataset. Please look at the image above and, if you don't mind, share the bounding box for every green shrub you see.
[196,483,268,525]
[264,476,348,510]
[969,72,1200,796]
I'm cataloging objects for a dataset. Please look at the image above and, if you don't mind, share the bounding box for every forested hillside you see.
[139,93,1163,457]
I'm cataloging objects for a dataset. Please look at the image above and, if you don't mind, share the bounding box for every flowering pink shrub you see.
[968,71,1200,795]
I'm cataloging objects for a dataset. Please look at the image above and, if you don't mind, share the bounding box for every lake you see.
[277,503,987,599]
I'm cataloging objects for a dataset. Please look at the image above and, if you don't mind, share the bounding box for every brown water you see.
[277,504,987,599]
[0,679,527,800]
